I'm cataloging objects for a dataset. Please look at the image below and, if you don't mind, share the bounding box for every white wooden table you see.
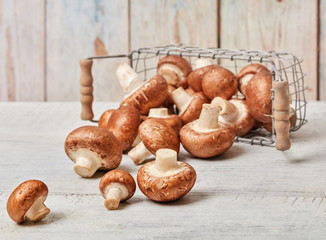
[0,102,325,239]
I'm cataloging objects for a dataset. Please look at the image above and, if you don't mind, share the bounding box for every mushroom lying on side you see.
[65,126,122,177]
[7,180,50,223]
[99,170,136,210]
[128,118,180,165]
[180,104,235,158]
[211,97,255,136]
[98,109,114,129]
[171,87,209,124]
[137,148,196,202]
[157,55,192,88]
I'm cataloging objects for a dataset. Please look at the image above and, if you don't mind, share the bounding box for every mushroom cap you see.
[99,169,136,201]
[7,180,48,223]
[147,114,183,135]
[263,107,296,133]
[181,92,210,124]
[202,67,238,100]
[188,65,219,92]
[98,109,115,128]
[245,70,273,123]
[137,161,196,202]
[180,120,235,158]
[107,106,141,151]
[120,74,168,115]
[139,118,180,155]
[157,55,192,87]
[64,126,122,170]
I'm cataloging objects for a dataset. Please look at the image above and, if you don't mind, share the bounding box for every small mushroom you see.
[201,66,238,100]
[116,63,143,94]
[7,180,50,223]
[157,55,192,88]
[64,126,122,177]
[120,74,168,115]
[137,148,196,202]
[237,63,270,96]
[99,170,136,210]
[262,107,296,133]
[170,87,209,124]
[128,118,180,165]
[211,97,255,136]
[180,104,235,158]
[106,106,141,151]
[98,109,114,129]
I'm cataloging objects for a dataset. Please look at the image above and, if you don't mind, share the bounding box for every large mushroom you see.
[137,148,196,202]
[106,106,141,151]
[7,180,50,223]
[128,118,180,165]
[98,109,114,129]
[180,104,235,158]
[157,55,192,88]
[99,170,136,210]
[211,97,255,136]
[64,126,122,178]
[170,87,209,124]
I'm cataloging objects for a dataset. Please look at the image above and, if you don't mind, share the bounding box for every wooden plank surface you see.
[320,0,326,100]
[0,0,45,101]
[0,101,326,239]
[46,0,129,102]
[220,0,318,101]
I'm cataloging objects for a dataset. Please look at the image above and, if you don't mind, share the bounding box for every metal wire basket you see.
[80,44,307,150]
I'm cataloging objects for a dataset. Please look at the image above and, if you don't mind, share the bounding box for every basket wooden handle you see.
[80,59,94,120]
[273,81,291,151]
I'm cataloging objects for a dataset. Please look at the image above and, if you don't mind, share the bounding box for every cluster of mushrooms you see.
[7,55,296,224]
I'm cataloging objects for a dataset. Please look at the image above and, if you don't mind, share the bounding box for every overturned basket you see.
[79,44,307,151]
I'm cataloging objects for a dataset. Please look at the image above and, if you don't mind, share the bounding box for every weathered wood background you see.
[0,0,323,101]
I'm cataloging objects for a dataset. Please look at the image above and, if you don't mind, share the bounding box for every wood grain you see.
[46,0,128,102]
[220,0,318,101]
[320,0,326,100]
[0,0,45,101]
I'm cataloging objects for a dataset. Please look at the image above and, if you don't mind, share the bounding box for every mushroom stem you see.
[128,141,152,165]
[155,148,178,172]
[116,63,143,93]
[171,87,192,115]
[148,108,169,118]
[24,197,50,222]
[104,188,122,210]
[197,104,221,131]
[74,154,101,178]
[211,97,239,123]
[195,58,214,69]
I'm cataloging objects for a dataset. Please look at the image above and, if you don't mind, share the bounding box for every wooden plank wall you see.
[0,0,323,101]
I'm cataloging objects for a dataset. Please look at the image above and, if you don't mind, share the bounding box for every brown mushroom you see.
[180,104,235,158]
[98,109,114,129]
[99,170,136,210]
[171,87,209,124]
[211,97,255,136]
[157,55,192,88]
[120,74,168,115]
[7,180,50,223]
[106,106,141,151]
[128,118,180,165]
[137,148,196,202]
[201,66,238,100]
[64,126,122,177]
[263,107,296,133]
[237,63,270,96]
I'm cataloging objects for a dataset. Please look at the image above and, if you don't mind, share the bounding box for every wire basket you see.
[80,44,307,150]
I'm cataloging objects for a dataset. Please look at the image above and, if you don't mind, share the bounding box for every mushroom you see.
[137,148,196,202]
[106,106,141,151]
[180,104,235,158]
[7,180,50,223]
[99,170,136,210]
[157,55,192,88]
[64,126,122,177]
[201,66,238,100]
[237,63,270,96]
[170,87,209,124]
[211,97,255,136]
[187,58,219,92]
[120,74,168,115]
[116,63,143,94]
[147,107,183,135]
[245,70,273,123]
[98,109,114,129]
[128,118,180,165]
[263,107,296,133]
